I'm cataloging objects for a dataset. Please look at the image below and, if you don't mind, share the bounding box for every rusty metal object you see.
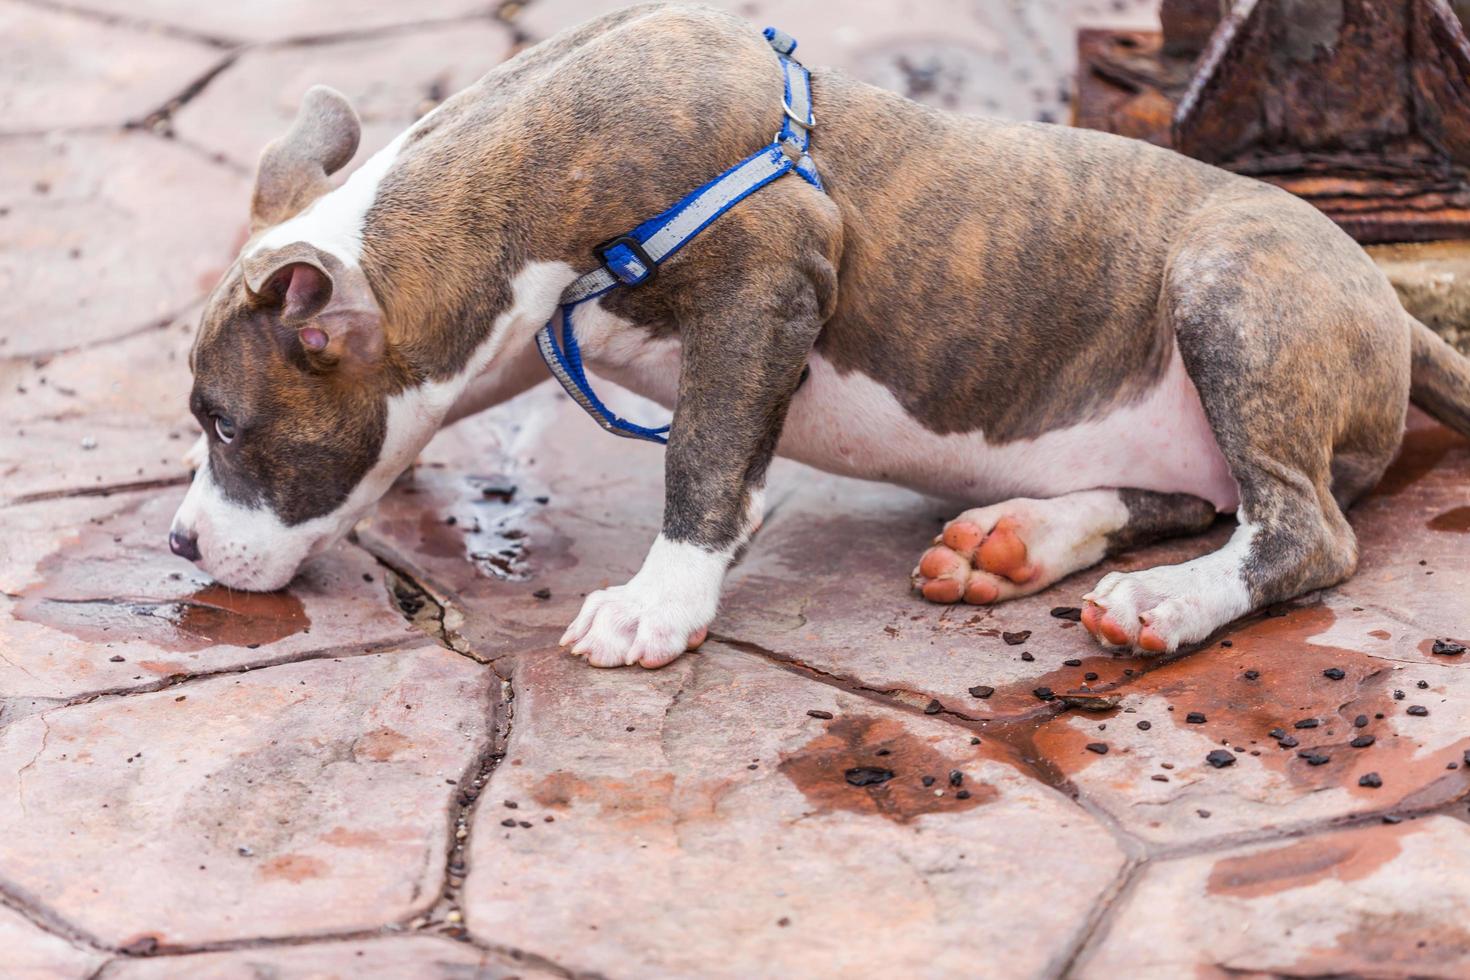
[1075,0,1470,243]
[1160,0,1227,54]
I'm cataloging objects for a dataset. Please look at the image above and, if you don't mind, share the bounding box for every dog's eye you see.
[213,415,236,444]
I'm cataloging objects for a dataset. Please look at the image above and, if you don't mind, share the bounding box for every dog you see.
[171,2,1470,669]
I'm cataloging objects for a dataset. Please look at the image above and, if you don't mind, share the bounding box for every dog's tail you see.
[1410,314,1470,437]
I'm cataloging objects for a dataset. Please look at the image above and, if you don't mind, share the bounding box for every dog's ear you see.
[251,85,361,232]
[242,242,383,365]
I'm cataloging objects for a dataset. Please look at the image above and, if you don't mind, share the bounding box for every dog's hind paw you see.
[912,494,1125,606]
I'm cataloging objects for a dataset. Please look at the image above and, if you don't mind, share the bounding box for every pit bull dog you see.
[171,2,1470,669]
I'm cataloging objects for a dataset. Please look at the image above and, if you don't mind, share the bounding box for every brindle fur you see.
[190,3,1470,643]
[1106,490,1218,554]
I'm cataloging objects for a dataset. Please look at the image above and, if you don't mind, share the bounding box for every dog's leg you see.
[913,489,1216,604]
[562,191,840,669]
[1080,195,1407,654]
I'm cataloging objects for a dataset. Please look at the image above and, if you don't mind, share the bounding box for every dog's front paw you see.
[559,537,726,669]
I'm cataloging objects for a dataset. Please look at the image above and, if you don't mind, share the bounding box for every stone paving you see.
[3,1,1470,978]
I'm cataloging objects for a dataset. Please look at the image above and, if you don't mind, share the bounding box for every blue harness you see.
[534,27,823,444]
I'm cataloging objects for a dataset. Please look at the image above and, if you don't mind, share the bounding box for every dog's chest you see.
[575,308,1239,511]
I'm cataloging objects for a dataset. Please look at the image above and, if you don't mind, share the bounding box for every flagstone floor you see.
[3,1,1469,977]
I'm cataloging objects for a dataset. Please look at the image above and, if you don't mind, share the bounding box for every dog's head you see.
[171,87,431,591]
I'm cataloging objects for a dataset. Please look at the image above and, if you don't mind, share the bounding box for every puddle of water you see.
[17,585,309,653]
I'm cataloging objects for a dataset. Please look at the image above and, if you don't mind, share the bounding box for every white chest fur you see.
[574,303,1240,512]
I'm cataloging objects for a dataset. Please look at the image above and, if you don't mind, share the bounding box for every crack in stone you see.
[9,0,239,47]
[3,475,190,509]
[130,52,242,138]
[0,877,112,957]
[1051,856,1147,979]
[37,635,424,709]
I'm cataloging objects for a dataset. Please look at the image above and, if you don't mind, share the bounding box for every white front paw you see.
[560,536,727,669]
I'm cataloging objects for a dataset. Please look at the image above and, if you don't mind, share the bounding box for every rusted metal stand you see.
[1076,0,1470,243]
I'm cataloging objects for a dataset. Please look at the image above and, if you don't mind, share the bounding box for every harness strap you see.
[535,26,824,444]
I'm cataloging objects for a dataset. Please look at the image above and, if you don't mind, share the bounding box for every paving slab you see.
[0,132,248,358]
[514,0,1155,121]
[0,647,493,948]
[103,935,555,979]
[54,0,496,45]
[173,21,513,169]
[1078,815,1470,979]
[461,643,1126,978]
[1,310,198,505]
[0,489,417,700]
[0,903,104,980]
[0,0,221,134]
[1018,596,1470,846]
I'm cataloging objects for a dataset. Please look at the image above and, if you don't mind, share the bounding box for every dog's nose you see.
[169,528,201,562]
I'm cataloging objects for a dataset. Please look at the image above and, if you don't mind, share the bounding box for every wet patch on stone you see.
[1373,425,1465,497]
[16,583,309,653]
[371,467,574,582]
[1427,505,1470,532]
[1206,821,1414,899]
[778,716,995,823]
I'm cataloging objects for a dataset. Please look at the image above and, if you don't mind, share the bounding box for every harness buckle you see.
[595,235,657,287]
[783,101,815,131]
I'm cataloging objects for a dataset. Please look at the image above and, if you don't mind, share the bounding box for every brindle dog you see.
[172,3,1470,668]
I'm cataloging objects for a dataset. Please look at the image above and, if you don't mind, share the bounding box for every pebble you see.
[1150,774,1168,782]
[1298,751,1330,766]
[1417,680,1430,689]
[1136,720,1151,731]
[1085,742,1108,755]
[1354,714,1369,728]
[1002,630,1031,645]
[968,685,995,699]
[1322,667,1346,680]
[970,737,981,745]
[1185,712,1207,724]
[532,588,552,600]
[1407,705,1429,717]
[844,767,895,787]
[1393,689,1405,700]
[956,789,971,800]
[1050,606,1083,621]
[1293,718,1319,729]
[1351,735,1375,748]
[1243,670,1259,681]
[924,699,943,715]
[806,709,834,720]
[109,655,125,663]
[948,770,964,787]
[1276,735,1299,748]
[1205,750,1235,768]
[80,436,97,450]
[1020,652,1035,662]
[1064,658,1082,667]
[921,775,936,788]
[1084,671,1099,681]
[1360,772,1383,788]
[1220,640,1233,648]
[1032,687,1055,702]
[1431,639,1466,656]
